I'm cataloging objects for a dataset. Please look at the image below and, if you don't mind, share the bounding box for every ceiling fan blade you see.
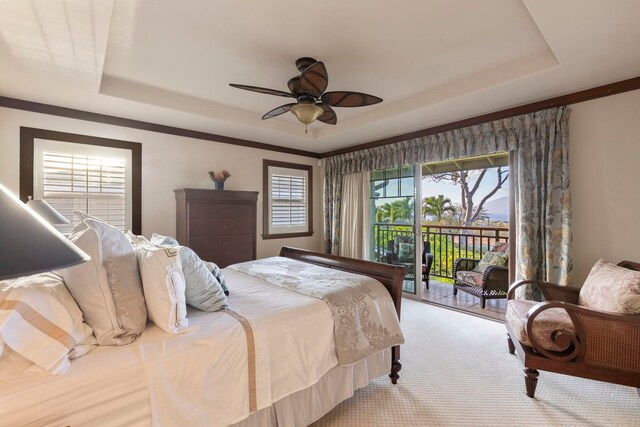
[261,103,296,120]
[317,104,337,125]
[299,62,329,97]
[321,91,382,107]
[229,84,292,98]
[295,57,318,72]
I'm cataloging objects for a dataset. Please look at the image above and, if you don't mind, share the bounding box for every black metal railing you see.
[372,223,509,280]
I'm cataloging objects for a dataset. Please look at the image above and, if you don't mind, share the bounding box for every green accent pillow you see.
[398,242,415,262]
[473,251,508,274]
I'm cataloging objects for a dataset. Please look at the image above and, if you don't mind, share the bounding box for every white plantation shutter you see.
[267,165,310,235]
[271,173,306,228]
[34,140,132,233]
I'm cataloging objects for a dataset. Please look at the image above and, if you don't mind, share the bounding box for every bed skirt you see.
[232,348,390,427]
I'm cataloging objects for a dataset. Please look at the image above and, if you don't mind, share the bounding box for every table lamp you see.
[26,196,70,225]
[0,183,89,280]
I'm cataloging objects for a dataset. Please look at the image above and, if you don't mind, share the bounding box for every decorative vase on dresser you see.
[175,189,258,268]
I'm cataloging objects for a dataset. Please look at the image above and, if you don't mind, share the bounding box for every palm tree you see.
[375,202,393,223]
[390,197,414,223]
[422,195,456,223]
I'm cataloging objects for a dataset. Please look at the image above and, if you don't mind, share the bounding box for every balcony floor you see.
[421,279,506,322]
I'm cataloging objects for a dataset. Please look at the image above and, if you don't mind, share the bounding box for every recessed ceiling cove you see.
[2,0,640,152]
[99,0,555,138]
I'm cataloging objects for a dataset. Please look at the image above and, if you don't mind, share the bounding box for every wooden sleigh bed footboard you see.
[279,246,407,384]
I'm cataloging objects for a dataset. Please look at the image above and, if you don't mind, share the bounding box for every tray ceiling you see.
[1,0,639,154]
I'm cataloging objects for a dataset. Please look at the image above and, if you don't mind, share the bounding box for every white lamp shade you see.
[0,184,90,280]
[26,199,70,225]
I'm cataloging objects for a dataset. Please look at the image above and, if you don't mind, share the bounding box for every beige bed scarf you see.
[228,257,404,365]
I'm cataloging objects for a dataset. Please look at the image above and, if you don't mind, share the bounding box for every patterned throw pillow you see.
[398,242,415,262]
[491,241,509,254]
[473,251,508,274]
[579,258,640,314]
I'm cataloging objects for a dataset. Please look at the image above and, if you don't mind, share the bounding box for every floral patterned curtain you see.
[324,106,572,286]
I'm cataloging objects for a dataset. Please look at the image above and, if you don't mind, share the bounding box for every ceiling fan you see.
[229,57,383,133]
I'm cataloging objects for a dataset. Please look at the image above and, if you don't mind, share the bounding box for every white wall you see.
[0,107,323,259]
[3,88,639,279]
[570,89,640,284]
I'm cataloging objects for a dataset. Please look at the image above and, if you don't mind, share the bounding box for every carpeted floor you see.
[312,299,640,426]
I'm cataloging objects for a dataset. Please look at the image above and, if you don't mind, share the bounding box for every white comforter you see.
[0,268,339,426]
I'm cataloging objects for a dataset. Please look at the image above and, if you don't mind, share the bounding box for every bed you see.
[0,247,405,427]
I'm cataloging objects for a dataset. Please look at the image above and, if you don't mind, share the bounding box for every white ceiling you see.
[1,0,639,154]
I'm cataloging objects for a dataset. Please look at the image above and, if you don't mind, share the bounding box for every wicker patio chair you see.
[505,260,640,398]
[385,237,434,288]
[453,242,509,308]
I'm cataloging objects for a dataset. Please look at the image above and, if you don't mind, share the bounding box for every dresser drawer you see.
[189,235,253,256]
[189,219,254,238]
[189,203,253,220]
[201,251,254,268]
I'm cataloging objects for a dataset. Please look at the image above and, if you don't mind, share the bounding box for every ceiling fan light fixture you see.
[291,102,323,124]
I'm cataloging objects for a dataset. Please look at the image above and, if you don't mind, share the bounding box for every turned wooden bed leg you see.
[390,361,402,384]
[507,335,515,354]
[390,345,401,384]
[524,368,539,398]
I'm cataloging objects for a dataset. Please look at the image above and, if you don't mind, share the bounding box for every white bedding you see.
[0,268,344,426]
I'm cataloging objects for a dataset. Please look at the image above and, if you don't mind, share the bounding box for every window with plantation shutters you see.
[34,139,132,234]
[263,160,313,239]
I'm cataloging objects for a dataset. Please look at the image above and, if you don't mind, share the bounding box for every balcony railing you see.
[372,223,509,280]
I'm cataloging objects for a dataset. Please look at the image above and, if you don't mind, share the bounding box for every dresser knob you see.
[221,225,227,230]
[222,242,227,247]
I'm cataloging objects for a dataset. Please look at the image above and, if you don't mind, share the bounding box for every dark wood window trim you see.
[19,127,142,234]
[0,96,319,159]
[262,160,313,240]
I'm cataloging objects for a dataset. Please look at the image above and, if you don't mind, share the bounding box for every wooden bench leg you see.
[524,368,539,398]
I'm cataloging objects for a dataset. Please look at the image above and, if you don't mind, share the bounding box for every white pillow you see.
[125,230,151,247]
[0,272,96,378]
[135,244,188,334]
[62,219,147,345]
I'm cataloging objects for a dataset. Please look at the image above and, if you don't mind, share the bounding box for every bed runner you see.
[228,257,404,365]
[225,308,258,413]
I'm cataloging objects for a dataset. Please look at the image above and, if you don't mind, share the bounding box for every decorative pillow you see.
[579,258,640,314]
[0,272,96,377]
[150,233,229,298]
[150,233,179,247]
[203,261,230,296]
[62,219,147,345]
[491,241,509,254]
[179,247,228,312]
[71,210,105,233]
[397,242,415,262]
[125,230,151,247]
[473,251,508,274]
[135,244,188,333]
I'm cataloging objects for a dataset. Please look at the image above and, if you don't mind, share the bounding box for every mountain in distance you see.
[483,196,509,221]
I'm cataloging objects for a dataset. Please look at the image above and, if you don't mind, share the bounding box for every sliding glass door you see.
[368,165,421,297]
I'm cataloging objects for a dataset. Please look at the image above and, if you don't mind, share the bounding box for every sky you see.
[421,167,509,205]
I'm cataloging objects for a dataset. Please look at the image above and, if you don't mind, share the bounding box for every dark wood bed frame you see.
[279,246,407,384]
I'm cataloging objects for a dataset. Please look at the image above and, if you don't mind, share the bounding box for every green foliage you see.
[374,197,414,223]
[426,234,480,280]
[422,195,456,222]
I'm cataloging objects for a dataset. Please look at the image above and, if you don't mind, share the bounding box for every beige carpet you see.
[312,299,640,427]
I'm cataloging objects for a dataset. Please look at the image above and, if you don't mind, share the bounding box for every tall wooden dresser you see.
[175,189,258,268]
